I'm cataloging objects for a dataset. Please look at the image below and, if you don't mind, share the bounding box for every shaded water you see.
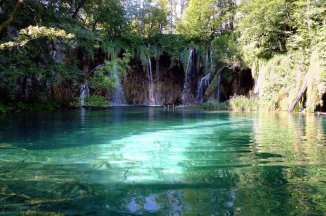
[0,108,326,215]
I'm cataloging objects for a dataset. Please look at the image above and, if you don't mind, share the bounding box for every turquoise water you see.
[0,108,326,215]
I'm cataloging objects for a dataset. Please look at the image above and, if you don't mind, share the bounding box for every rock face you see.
[123,52,255,105]
[231,68,255,96]
[1,38,256,107]
[182,49,200,105]
[123,54,185,105]
[204,66,255,102]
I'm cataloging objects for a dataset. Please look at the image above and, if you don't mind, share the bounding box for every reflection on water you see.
[0,108,326,215]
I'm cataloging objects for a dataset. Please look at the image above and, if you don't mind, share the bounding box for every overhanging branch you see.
[0,0,23,33]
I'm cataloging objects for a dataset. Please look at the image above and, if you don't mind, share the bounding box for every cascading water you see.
[196,48,214,102]
[205,50,209,75]
[182,49,195,105]
[210,48,214,72]
[80,83,90,106]
[147,57,155,105]
[111,71,126,106]
[196,73,211,102]
[155,59,161,105]
[253,70,264,98]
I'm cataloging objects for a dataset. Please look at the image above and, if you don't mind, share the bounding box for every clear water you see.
[0,108,326,215]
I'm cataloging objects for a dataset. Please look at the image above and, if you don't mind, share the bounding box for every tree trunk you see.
[0,0,23,33]
[203,66,225,102]
[289,81,308,112]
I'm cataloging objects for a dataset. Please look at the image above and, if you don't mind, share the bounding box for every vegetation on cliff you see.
[0,0,325,112]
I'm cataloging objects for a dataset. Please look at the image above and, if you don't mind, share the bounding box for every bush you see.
[199,100,227,110]
[229,96,258,111]
[84,95,109,107]
[0,103,6,113]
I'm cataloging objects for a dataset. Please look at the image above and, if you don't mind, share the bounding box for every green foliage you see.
[0,0,324,112]
[235,0,325,112]
[177,0,235,43]
[211,33,240,65]
[306,49,326,112]
[89,52,131,94]
[0,101,60,112]
[0,26,74,50]
[236,0,292,64]
[133,34,188,66]
[199,101,227,110]
[22,210,63,216]
[179,43,207,72]
[0,103,6,113]
[150,34,188,61]
[288,0,326,50]
[69,95,109,108]
[229,96,259,111]
[89,70,117,94]
[251,50,325,112]
[0,36,81,101]
[84,0,125,36]
[125,0,169,37]
[84,95,109,107]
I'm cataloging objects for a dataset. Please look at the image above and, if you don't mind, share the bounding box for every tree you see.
[124,0,169,37]
[83,0,126,36]
[0,0,23,33]
[236,0,293,62]
[177,0,235,43]
[288,0,326,50]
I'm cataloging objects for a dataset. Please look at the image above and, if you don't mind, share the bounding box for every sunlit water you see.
[0,108,326,215]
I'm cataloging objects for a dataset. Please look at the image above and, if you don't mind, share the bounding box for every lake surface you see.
[0,108,326,215]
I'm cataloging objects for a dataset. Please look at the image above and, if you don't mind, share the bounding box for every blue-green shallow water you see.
[0,108,326,215]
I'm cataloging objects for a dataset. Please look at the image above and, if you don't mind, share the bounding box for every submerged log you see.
[289,81,308,112]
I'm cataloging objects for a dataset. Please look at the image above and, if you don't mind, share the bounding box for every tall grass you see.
[229,96,258,111]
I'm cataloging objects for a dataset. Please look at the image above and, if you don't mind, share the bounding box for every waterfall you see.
[182,49,195,105]
[253,71,264,98]
[195,48,214,102]
[196,73,211,102]
[147,57,155,105]
[205,50,209,74]
[210,48,214,72]
[80,83,89,106]
[155,59,161,105]
[111,71,126,106]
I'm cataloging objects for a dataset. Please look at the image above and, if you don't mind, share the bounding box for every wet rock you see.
[123,54,184,105]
